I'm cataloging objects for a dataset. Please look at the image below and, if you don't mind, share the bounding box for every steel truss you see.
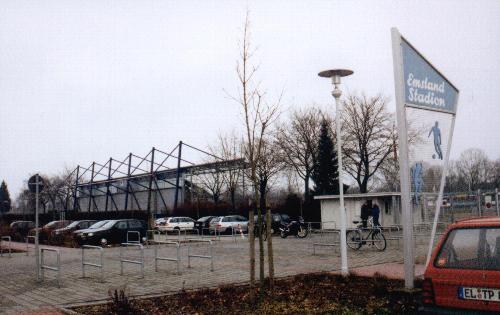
[66,141,246,219]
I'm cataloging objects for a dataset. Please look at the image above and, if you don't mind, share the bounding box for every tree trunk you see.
[249,172,257,296]
[258,178,266,290]
[230,189,236,212]
[304,173,310,202]
[266,208,274,290]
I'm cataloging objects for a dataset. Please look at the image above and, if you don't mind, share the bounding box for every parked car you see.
[72,220,110,239]
[155,217,195,233]
[29,220,72,243]
[422,217,500,313]
[210,215,248,234]
[253,213,291,235]
[194,216,216,234]
[54,220,97,236]
[9,221,35,241]
[74,219,147,245]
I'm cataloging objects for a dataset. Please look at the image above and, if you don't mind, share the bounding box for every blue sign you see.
[401,40,458,114]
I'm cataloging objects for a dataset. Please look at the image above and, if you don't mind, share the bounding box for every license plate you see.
[459,286,500,302]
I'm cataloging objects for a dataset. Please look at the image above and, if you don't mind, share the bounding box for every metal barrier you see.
[312,230,340,255]
[146,229,161,245]
[216,226,237,243]
[40,248,61,287]
[82,245,104,282]
[201,227,216,240]
[0,236,12,257]
[154,241,181,274]
[120,243,144,278]
[187,239,214,271]
[26,236,36,256]
[126,231,141,244]
[382,225,402,247]
[184,229,201,241]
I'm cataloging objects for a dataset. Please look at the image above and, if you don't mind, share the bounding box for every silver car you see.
[209,215,248,234]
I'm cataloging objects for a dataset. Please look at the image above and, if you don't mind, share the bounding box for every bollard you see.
[187,239,214,272]
[26,236,36,256]
[82,245,104,282]
[126,231,141,244]
[154,241,181,274]
[40,248,61,287]
[0,236,12,258]
[120,243,144,278]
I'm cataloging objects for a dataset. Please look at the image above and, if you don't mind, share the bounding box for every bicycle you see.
[346,218,386,251]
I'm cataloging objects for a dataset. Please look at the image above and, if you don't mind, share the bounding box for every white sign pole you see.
[333,81,348,276]
[391,28,415,289]
[35,174,40,282]
[425,105,458,266]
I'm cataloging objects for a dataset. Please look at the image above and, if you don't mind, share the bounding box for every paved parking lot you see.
[0,233,432,314]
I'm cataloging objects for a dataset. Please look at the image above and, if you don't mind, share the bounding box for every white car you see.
[209,215,248,234]
[155,217,195,232]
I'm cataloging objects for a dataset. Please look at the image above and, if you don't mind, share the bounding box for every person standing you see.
[360,201,370,228]
[372,203,381,227]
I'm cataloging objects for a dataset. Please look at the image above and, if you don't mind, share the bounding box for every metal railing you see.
[120,243,144,278]
[25,235,36,256]
[201,227,217,240]
[126,231,141,244]
[187,239,214,271]
[0,236,12,258]
[82,245,104,282]
[154,240,181,274]
[40,248,61,287]
[216,226,237,243]
[312,230,340,255]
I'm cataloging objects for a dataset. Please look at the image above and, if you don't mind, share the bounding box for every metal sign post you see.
[391,28,459,289]
[28,174,44,282]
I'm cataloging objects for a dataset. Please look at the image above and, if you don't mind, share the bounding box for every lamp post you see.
[318,69,353,276]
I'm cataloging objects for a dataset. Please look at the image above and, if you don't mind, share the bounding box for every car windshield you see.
[66,221,80,229]
[44,221,58,228]
[89,221,109,229]
[435,227,500,271]
[102,220,118,229]
[198,216,212,222]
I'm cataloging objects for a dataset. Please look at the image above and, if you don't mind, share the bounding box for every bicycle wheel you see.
[371,230,386,251]
[346,230,362,250]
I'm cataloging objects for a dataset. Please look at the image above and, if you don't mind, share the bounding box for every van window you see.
[129,220,143,229]
[115,221,128,230]
[435,227,500,271]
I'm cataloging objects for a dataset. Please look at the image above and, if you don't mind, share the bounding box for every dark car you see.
[9,221,35,241]
[75,219,147,246]
[254,213,291,235]
[52,220,97,244]
[54,220,97,236]
[29,220,72,243]
[194,216,216,234]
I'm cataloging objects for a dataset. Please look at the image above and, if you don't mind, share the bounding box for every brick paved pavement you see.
[0,233,433,314]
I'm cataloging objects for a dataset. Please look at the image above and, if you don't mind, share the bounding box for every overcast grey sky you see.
[1,0,499,197]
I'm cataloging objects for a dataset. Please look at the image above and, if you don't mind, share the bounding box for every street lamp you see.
[318,68,353,276]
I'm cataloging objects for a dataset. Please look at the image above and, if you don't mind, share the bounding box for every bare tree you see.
[342,93,394,193]
[213,132,242,211]
[275,107,323,201]
[196,166,225,206]
[255,138,284,289]
[456,148,489,191]
[228,11,280,292]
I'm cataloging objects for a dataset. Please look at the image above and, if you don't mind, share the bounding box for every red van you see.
[423,217,500,313]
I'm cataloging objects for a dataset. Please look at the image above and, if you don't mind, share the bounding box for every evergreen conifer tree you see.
[312,120,340,195]
[0,180,11,213]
